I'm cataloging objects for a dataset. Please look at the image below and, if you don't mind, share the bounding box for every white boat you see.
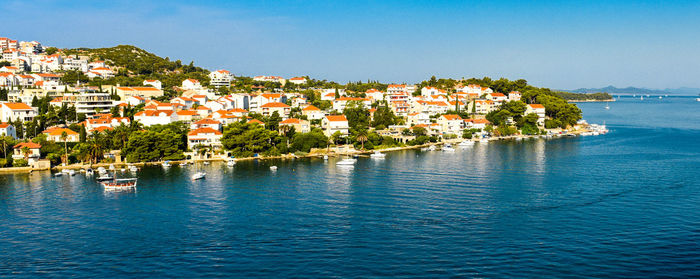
[370,151,386,158]
[323,155,329,160]
[68,170,76,176]
[120,168,126,172]
[180,162,188,166]
[97,167,107,174]
[458,140,475,147]
[86,168,94,176]
[109,164,115,171]
[270,166,278,171]
[227,158,236,167]
[191,171,206,180]
[97,173,113,181]
[61,169,71,174]
[336,158,356,165]
[54,172,63,177]
[480,138,489,143]
[129,166,138,172]
[162,161,171,168]
[640,96,644,100]
[658,96,662,99]
[442,146,455,152]
[605,102,610,110]
[203,161,210,165]
[428,145,437,151]
[102,178,137,191]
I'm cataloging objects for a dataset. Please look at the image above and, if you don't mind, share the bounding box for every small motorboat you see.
[86,168,94,176]
[480,138,489,143]
[162,161,171,168]
[102,178,137,192]
[270,166,278,171]
[97,173,113,181]
[370,151,386,158]
[68,170,76,176]
[458,140,475,147]
[54,172,63,177]
[191,171,206,180]
[227,158,236,167]
[428,145,437,151]
[61,169,71,174]
[129,166,138,172]
[442,145,455,152]
[203,161,210,165]
[97,167,107,174]
[323,155,329,160]
[109,164,116,171]
[336,158,356,165]
[179,162,188,166]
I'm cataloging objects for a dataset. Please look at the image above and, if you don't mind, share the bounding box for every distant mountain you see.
[564,86,700,95]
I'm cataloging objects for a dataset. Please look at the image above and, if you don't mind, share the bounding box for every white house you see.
[526,104,546,126]
[43,127,80,142]
[508,91,521,101]
[279,118,311,133]
[134,110,176,126]
[288,77,307,85]
[302,105,325,120]
[12,142,41,165]
[182,79,202,90]
[332,97,371,111]
[259,102,291,118]
[209,70,232,87]
[187,127,223,149]
[190,118,222,131]
[0,123,16,139]
[322,115,349,136]
[437,114,464,135]
[1,102,37,122]
[143,79,162,90]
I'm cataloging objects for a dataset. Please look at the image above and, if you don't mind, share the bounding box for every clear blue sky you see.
[2,0,700,89]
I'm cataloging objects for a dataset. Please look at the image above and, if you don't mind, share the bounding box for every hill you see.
[565,86,669,95]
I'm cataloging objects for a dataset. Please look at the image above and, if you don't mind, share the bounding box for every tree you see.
[343,101,369,130]
[265,111,281,131]
[221,122,277,157]
[21,146,30,161]
[45,47,59,55]
[355,129,368,150]
[60,131,68,165]
[371,105,397,128]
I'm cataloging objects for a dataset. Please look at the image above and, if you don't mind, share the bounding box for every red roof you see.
[528,104,545,109]
[280,118,302,124]
[325,115,347,122]
[14,142,41,149]
[188,127,222,136]
[261,102,290,108]
[303,105,320,111]
[3,103,33,110]
[194,119,220,125]
[248,119,264,124]
[441,114,462,121]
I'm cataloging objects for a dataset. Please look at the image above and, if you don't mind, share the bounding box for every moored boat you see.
[227,158,236,167]
[270,166,278,171]
[370,151,386,158]
[191,171,206,180]
[336,158,356,165]
[101,178,137,191]
[97,173,114,181]
[458,140,475,147]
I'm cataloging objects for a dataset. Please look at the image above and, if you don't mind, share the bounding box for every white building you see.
[0,123,16,139]
[322,115,349,136]
[134,110,176,126]
[288,77,307,85]
[0,102,37,122]
[208,70,232,87]
[143,79,162,90]
[302,105,325,120]
[526,104,546,126]
[182,79,202,90]
[187,127,223,149]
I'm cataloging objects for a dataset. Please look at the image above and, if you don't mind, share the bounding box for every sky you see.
[2,0,700,89]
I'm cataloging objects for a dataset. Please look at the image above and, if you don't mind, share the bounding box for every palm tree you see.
[87,139,104,165]
[60,131,68,165]
[280,124,292,146]
[356,130,368,150]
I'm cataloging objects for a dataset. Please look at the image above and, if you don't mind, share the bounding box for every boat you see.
[442,146,455,152]
[109,164,115,171]
[203,161,210,165]
[179,162,188,166]
[129,166,138,172]
[68,170,76,176]
[86,168,94,176]
[428,145,437,151]
[270,166,278,171]
[605,102,610,110]
[336,158,356,165]
[659,96,662,99]
[640,96,644,100]
[370,151,386,158]
[101,178,137,191]
[54,172,63,177]
[323,155,329,160]
[162,161,171,168]
[480,138,489,143]
[458,140,474,147]
[97,167,106,174]
[97,173,113,181]
[227,158,236,167]
[191,171,206,180]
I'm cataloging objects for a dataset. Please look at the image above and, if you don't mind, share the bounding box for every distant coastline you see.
[567,99,615,103]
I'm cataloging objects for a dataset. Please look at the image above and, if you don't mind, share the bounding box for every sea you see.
[1,96,699,278]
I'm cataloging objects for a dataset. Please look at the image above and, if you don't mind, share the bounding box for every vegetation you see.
[555,92,613,101]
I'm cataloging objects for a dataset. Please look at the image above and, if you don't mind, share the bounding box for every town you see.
[0,36,588,170]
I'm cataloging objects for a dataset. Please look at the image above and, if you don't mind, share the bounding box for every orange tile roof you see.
[188,127,222,136]
[528,104,545,109]
[248,119,264,124]
[14,142,41,149]
[44,128,78,136]
[303,105,320,111]
[441,114,462,121]
[194,119,220,124]
[3,102,33,110]
[280,118,302,124]
[261,102,290,108]
[325,115,347,122]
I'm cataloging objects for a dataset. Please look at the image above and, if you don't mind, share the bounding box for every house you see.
[406,112,430,126]
[191,118,222,131]
[259,102,290,118]
[465,118,491,130]
[175,110,199,122]
[302,105,325,120]
[365,89,384,102]
[43,127,80,142]
[279,118,310,133]
[332,97,371,111]
[84,116,130,131]
[253,75,285,84]
[134,110,176,126]
[388,84,415,95]
[525,104,546,126]
[143,79,162,90]
[0,123,16,139]
[87,67,114,79]
[437,114,464,135]
[288,77,307,85]
[322,115,349,136]
[0,102,37,122]
[485,92,508,104]
[12,142,41,164]
[209,70,232,87]
[473,100,496,114]
[0,66,21,73]
[115,86,164,100]
[187,127,223,149]
[171,96,197,108]
[125,95,146,106]
[182,79,202,90]
[508,91,521,101]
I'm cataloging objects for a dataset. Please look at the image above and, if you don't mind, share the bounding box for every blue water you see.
[2,97,700,277]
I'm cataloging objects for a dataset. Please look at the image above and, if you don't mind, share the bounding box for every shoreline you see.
[567,99,615,103]
[0,127,598,174]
